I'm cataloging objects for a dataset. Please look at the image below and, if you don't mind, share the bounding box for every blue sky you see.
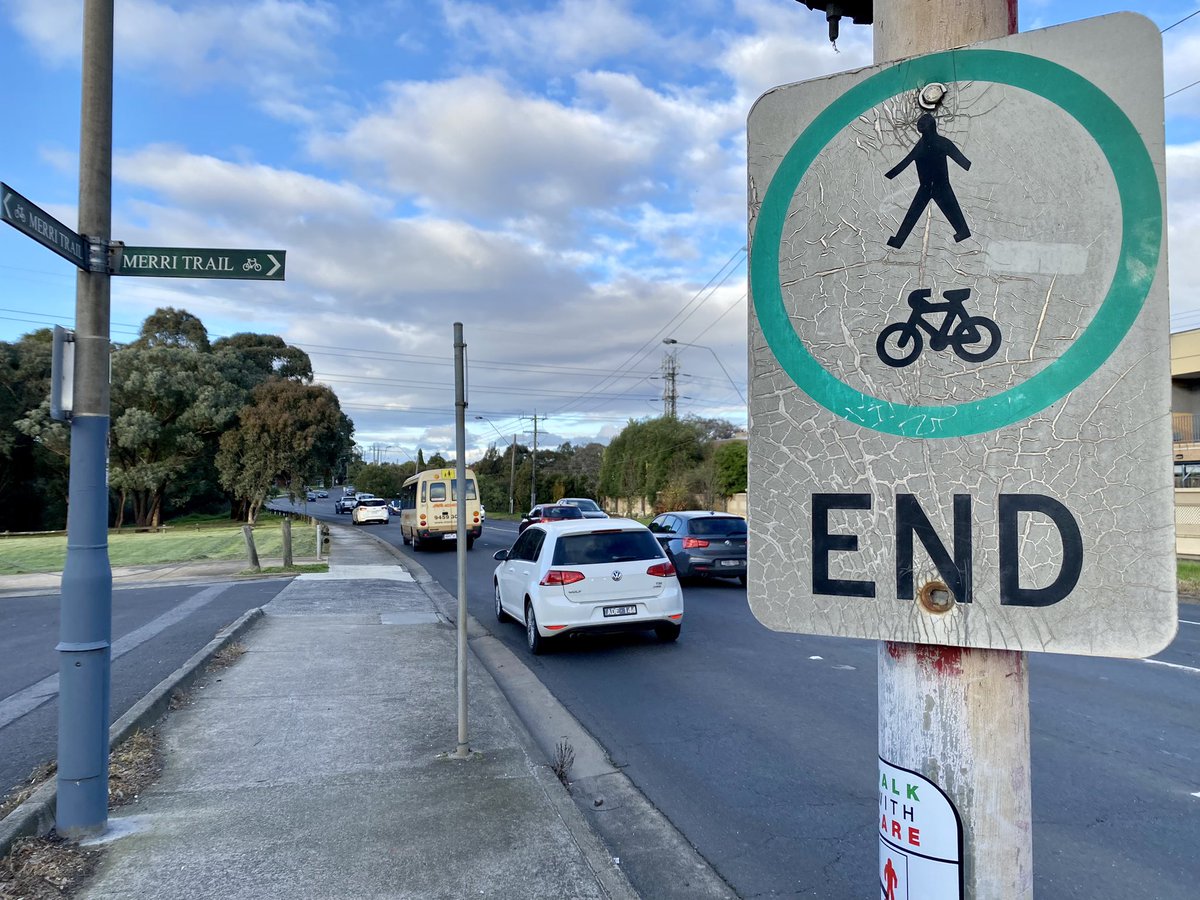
[1,0,1198,462]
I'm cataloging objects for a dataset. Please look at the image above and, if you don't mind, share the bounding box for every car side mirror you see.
[493,549,509,561]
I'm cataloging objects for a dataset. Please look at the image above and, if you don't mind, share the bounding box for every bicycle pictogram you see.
[243,257,263,272]
[875,287,1001,368]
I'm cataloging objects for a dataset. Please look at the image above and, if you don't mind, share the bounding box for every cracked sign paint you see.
[745,13,1176,657]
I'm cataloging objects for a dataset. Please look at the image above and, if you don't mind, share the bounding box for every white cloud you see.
[8,0,336,94]
[442,0,655,69]
[307,74,660,226]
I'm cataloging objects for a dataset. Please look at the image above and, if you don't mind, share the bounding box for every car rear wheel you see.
[402,528,411,546]
[655,622,681,642]
[466,536,475,551]
[737,574,747,586]
[494,583,508,622]
[525,601,546,655]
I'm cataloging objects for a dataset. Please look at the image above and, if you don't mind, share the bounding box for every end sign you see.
[746,14,1175,657]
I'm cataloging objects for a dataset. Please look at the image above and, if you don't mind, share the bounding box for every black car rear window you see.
[544,506,583,519]
[689,517,747,537]
[553,530,664,565]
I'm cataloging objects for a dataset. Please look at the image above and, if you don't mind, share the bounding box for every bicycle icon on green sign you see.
[243,258,263,272]
[875,287,1000,368]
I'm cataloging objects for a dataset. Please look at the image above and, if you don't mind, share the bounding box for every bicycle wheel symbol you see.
[243,258,263,272]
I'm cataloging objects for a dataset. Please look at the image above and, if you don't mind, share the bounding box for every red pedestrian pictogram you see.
[883,857,899,900]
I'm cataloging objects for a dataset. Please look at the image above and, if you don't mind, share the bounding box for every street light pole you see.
[663,338,746,405]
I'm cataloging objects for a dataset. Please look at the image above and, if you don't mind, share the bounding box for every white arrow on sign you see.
[2,191,12,218]
[266,254,281,277]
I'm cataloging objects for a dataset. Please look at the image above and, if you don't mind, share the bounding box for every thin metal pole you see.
[530,411,538,508]
[452,323,470,759]
[57,0,114,839]
[874,3,1031,898]
[509,434,517,515]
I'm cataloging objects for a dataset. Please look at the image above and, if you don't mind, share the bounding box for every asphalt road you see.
[299,498,1200,898]
[0,579,290,802]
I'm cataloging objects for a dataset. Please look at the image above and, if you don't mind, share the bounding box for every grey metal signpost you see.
[748,9,1173,897]
[0,5,287,839]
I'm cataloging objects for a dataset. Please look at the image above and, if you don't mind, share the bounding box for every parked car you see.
[518,503,585,534]
[492,518,683,654]
[335,494,358,515]
[648,511,748,585]
[352,497,389,525]
[558,498,608,519]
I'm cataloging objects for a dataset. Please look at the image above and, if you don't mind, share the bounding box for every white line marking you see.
[1142,658,1200,675]
[1179,619,1200,626]
[808,655,823,660]
[0,583,235,729]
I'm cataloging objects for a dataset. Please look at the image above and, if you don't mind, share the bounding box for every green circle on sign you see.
[750,49,1162,438]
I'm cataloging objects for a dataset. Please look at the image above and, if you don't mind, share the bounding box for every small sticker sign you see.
[879,757,963,899]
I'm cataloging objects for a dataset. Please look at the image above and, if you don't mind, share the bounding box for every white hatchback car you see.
[492,518,684,654]
[352,497,389,525]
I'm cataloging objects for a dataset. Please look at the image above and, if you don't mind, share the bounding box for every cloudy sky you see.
[1,0,1198,462]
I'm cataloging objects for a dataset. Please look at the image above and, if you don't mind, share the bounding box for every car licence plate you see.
[719,559,743,567]
[603,605,637,617]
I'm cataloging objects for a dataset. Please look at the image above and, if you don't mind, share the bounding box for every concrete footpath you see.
[74,526,636,899]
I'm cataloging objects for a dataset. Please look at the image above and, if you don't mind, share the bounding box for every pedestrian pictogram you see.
[884,113,972,249]
[875,288,1000,368]
[882,856,900,899]
[746,14,1175,658]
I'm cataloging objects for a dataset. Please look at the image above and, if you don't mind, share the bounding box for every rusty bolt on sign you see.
[918,580,955,613]
[918,82,948,109]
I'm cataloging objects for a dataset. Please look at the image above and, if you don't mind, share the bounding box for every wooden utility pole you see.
[873,3,1032,898]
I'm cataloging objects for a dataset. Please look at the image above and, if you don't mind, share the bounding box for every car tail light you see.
[682,537,709,549]
[647,562,676,577]
[540,570,586,586]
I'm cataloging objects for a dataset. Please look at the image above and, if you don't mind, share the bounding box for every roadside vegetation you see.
[1,307,354,533]
[0,515,296,576]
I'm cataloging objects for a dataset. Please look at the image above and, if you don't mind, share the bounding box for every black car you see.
[518,503,585,534]
[648,511,747,584]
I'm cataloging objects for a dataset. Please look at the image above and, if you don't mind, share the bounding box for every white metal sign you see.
[746,14,1175,656]
[879,758,962,899]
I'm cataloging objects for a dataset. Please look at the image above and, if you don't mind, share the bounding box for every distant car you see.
[316,490,329,499]
[352,497,389,525]
[649,511,748,585]
[492,518,683,654]
[518,503,585,534]
[306,491,317,501]
[387,499,403,517]
[343,486,356,495]
[480,505,486,522]
[335,495,358,515]
[558,498,608,519]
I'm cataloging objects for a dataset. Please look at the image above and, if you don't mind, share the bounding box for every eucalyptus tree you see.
[216,379,353,523]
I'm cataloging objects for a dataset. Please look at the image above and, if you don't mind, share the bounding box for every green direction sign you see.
[1,182,88,270]
[113,246,286,280]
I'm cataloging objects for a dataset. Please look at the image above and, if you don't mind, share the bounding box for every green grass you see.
[0,519,298,576]
[1178,560,1200,596]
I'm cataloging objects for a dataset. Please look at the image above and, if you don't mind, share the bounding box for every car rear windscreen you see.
[689,517,747,537]
[552,530,664,565]
[359,499,387,507]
